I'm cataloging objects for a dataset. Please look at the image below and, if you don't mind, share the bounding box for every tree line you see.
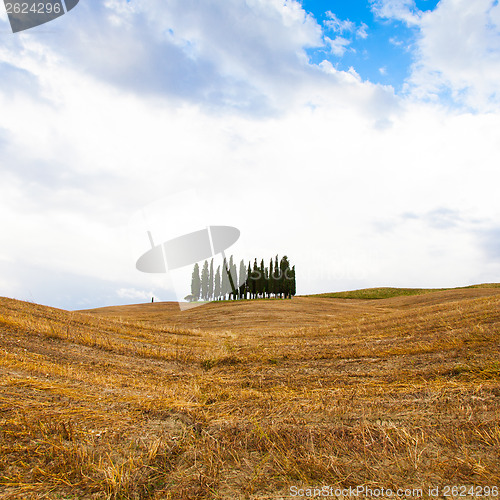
[186,255,296,302]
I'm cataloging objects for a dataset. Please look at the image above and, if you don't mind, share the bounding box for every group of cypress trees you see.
[186,255,296,302]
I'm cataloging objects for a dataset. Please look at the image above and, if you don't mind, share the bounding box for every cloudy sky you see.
[1,0,499,309]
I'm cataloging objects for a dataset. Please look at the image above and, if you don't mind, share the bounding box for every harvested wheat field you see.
[1,286,500,499]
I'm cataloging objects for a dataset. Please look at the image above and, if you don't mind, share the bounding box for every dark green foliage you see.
[189,254,296,301]
[269,259,274,297]
[280,256,291,299]
[229,255,237,299]
[274,255,280,298]
[239,260,247,299]
[245,262,252,299]
[251,259,259,299]
[259,259,266,298]
[290,265,296,298]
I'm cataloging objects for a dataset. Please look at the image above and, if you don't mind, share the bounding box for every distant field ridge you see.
[308,282,500,300]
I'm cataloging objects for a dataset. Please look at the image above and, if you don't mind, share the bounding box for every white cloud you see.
[324,12,356,33]
[5,0,326,116]
[325,36,352,57]
[117,288,160,302]
[373,0,500,111]
[322,12,368,56]
[370,0,422,26]
[1,0,500,308]
[389,36,405,47]
[357,22,369,39]
[2,59,499,302]
[408,0,500,110]
[479,227,500,260]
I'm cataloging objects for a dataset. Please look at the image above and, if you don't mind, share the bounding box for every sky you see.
[0,0,500,310]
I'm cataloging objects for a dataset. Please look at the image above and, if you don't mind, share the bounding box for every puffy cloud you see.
[479,227,500,259]
[117,288,161,303]
[357,23,369,39]
[409,0,500,110]
[1,0,500,308]
[0,0,401,118]
[370,0,422,26]
[373,0,500,111]
[2,70,498,303]
[325,35,352,56]
[322,11,369,57]
[2,0,328,115]
[324,12,356,34]
[0,62,41,98]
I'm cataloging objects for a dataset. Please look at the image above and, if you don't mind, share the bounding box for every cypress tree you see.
[269,258,274,298]
[258,259,265,298]
[290,265,296,298]
[208,258,214,301]
[239,259,247,299]
[190,256,296,301]
[245,262,252,299]
[274,255,280,298]
[201,260,209,301]
[214,265,221,300]
[251,259,258,299]
[255,259,262,298]
[230,255,237,300]
[280,256,290,299]
[191,263,201,301]
[280,255,291,299]
[221,257,228,300]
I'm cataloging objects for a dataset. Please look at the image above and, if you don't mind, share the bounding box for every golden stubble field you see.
[1,287,500,499]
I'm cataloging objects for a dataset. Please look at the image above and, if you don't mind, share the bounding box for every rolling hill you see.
[1,285,499,498]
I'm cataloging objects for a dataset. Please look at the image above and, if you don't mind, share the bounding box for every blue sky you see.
[1,0,500,309]
[303,0,440,89]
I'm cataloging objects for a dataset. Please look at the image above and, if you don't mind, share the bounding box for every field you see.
[1,286,500,499]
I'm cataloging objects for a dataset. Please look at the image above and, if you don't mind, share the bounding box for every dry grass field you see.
[1,286,500,499]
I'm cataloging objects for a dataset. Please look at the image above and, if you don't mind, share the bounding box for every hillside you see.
[1,287,500,498]
[309,283,500,300]
[81,285,500,332]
